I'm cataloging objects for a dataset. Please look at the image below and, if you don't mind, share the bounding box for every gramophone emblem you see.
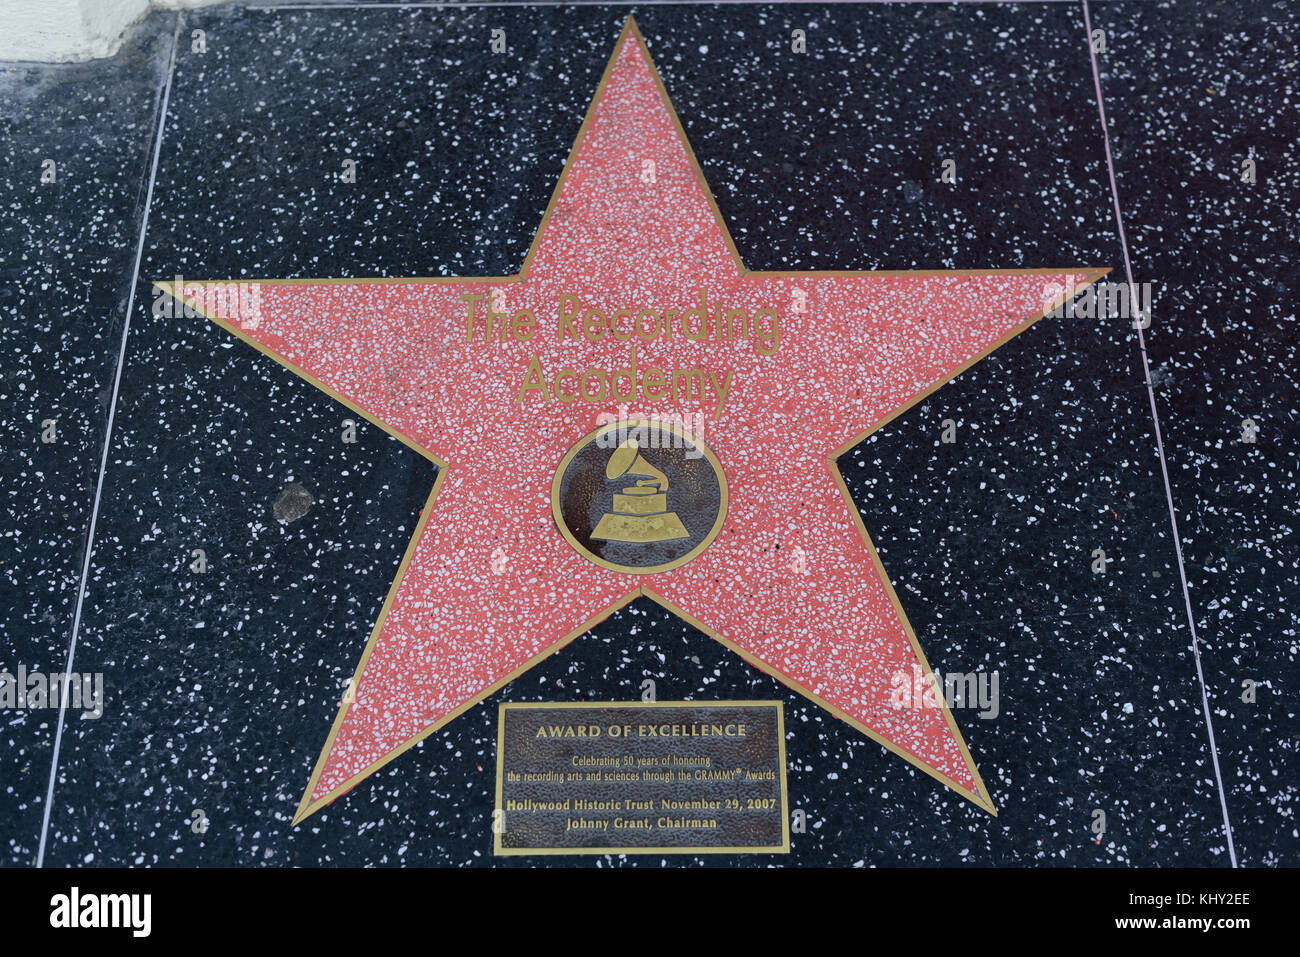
[590,439,690,543]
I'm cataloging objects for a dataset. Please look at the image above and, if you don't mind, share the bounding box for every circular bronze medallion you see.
[552,419,727,574]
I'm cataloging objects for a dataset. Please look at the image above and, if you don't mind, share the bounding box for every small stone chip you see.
[273,482,313,523]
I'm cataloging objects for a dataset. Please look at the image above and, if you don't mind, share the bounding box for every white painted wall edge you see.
[0,0,230,63]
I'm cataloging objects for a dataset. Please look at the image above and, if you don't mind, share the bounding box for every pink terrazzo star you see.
[165,18,1104,822]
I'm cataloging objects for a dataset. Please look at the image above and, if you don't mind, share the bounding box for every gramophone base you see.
[591,511,690,543]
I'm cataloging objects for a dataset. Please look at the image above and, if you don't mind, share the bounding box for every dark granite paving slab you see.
[0,13,173,866]
[1092,0,1299,866]
[22,1,1272,866]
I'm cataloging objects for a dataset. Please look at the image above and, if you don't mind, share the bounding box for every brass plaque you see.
[493,701,789,855]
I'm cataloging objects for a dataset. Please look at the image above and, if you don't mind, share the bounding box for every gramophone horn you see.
[606,439,641,479]
[606,440,670,491]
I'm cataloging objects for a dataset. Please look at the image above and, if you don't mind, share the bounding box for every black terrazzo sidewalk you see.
[2,1,1294,868]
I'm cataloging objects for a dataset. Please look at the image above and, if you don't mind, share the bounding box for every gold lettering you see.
[461,294,485,342]
[707,369,733,417]
[515,356,550,403]
[579,370,606,402]
[511,308,537,341]
[610,309,633,342]
[557,293,582,341]
[671,369,706,402]
[754,308,780,356]
[583,308,608,342]
[554,368,579,403]
[643,366,667,401]
[724,308,749,340]
[636,308,660,341]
